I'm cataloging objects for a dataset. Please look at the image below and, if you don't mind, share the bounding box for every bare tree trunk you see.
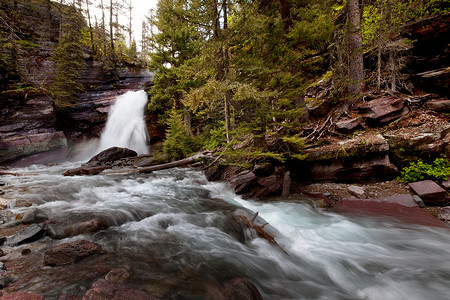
[86,0,95,55]
[347,0,364,96]
[223,0,231,144]
[376,1,383,93]
[128,0,132,46]
[110,0,114,50]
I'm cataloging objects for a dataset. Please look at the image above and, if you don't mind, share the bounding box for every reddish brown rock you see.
[356,97,408,125]
[81,279,156,300]
[44,239,103,267]
[335,117,364,133]
[229,171,257,193]
[223,277,263,300]
[252,175,282,198]
[0,291,45,300]
[337,195,448,228]
[439,206,450,225]
[426,99,450,112]
[58,294,80,300]
[69,219,109,236]
[408,180,448,205]
[105,268,130,284]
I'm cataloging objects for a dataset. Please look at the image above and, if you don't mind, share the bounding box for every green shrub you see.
[162,110,201,160]
[398,157,450,183]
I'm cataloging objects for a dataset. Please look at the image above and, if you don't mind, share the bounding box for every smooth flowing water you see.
[98,90,149,155]
[2,163,450,299]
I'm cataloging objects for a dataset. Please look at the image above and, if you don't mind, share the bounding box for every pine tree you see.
[50,6,86,108]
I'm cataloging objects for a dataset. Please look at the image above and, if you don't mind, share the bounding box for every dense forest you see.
[1,0,449,162]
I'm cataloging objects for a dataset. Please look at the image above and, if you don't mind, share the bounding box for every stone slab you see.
[409,180,447,204]
[337,195,448,228]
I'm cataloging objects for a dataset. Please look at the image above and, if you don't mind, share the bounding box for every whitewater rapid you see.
[1,163,449,299]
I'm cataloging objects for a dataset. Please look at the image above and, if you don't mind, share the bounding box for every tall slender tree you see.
[347,0,365,96]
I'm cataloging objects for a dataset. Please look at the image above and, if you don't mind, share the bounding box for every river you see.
[1,162,450,299]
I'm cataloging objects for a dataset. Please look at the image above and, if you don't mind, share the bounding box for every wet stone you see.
[44,239,103,266]
[0,275,14,289]
[82,279,157,300]
[105,268,130,284]
[6,224,46,247]
[413,195,426,208]
[58,294,80,300]
[21,208,48,224]
[223,277,263,300]
[0,291,44,300]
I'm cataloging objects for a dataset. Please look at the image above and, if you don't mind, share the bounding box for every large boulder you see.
[82,279,156,300]
[44,239,103,266]
[86,147,138,166]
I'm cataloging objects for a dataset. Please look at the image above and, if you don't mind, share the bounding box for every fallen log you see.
[136,153,215,174]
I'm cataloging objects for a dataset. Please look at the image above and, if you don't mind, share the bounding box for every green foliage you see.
[162,110,201,160]
[203,123,227,151]
[398,157,450,183]
[50,6,86,108]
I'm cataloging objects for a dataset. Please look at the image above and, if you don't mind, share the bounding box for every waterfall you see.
[98,90,150,155]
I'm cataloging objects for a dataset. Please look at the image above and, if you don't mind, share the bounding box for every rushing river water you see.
[1,163,450,299]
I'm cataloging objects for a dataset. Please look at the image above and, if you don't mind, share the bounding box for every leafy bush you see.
[398,157,450,183]
[162,110,201,160]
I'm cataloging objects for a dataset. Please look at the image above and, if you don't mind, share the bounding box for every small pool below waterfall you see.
[1,163,449,299]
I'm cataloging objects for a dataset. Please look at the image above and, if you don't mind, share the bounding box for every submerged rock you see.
[1,292,45,300]
[82,279,156,300]
[223,277,263,300]
[44,239,103,266]
[46,218,109,239]
[0,292,44,300]
[105,268,130,284]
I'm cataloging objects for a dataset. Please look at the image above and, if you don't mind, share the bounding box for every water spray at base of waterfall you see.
[98,90,150,155]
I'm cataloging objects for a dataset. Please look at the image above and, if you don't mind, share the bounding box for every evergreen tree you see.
[50,5,86,108]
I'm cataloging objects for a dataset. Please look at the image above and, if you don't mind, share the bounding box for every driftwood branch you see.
[236,213,287,254]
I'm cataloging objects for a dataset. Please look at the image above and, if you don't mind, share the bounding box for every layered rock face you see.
[401,12,450,96]
[0,1,153,163]
[0,90,67,164]
[62,63,153,141]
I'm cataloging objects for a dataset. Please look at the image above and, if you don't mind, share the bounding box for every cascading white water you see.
[98,90,149,154]
[2,165,450,299]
